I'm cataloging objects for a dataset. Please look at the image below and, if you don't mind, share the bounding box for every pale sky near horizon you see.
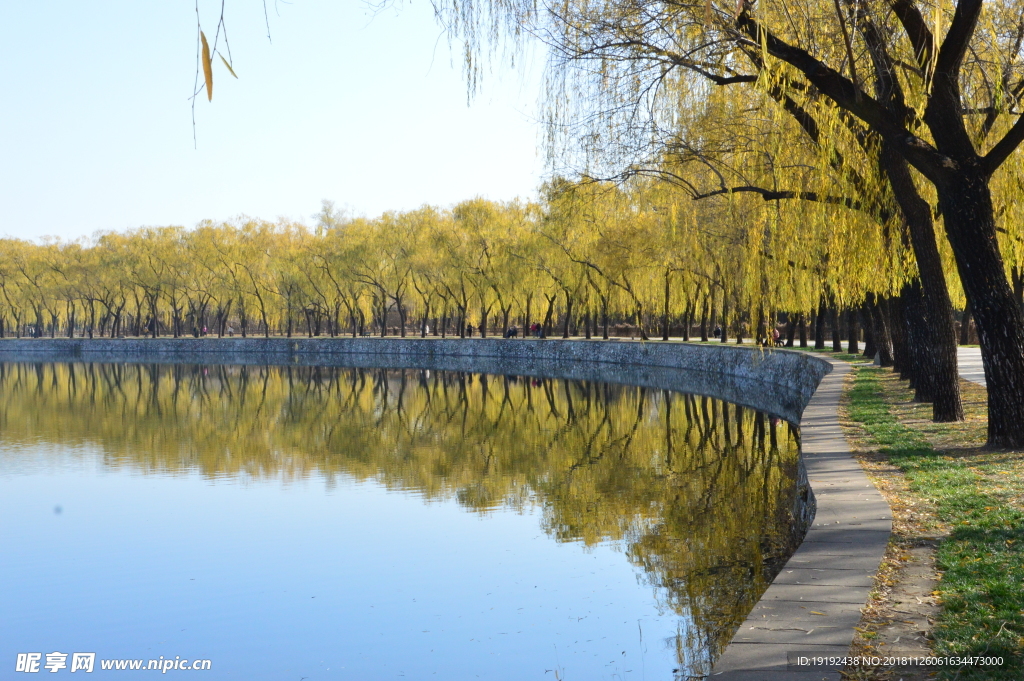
[0,1,547,242]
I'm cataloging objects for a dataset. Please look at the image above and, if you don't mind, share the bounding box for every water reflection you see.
[0,362,808,676]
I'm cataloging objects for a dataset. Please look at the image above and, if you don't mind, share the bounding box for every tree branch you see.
[924,0,984,157]
[691,185,866,212]
[982,114,1024,175]
[733,9,949,182]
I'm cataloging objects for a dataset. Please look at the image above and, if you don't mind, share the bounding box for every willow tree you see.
[432,0,1024,442]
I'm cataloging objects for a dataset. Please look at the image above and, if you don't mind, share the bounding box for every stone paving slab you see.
[730,625,853,645]
[782,554,883,571]
[800,528,890,544]
[771,567,876,587]
[710,359,893,680]
[757,583,878,603]
[744,600,866,623]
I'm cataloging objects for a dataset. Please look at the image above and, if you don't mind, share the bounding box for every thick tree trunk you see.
[881,145,962,421]
[939,175,1024,445]
[798,313,808,348]
[784,315,796,347]
[902,284,929,395]
[814,299,827,350]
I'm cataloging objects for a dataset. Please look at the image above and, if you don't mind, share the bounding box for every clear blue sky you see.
[0,1,546,241]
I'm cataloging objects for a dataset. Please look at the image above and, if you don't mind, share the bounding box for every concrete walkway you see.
[709,359,893,680]
[958,346,985,386]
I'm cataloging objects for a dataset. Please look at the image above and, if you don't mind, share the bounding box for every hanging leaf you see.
[200,31,213,101]
[220,54,238,79]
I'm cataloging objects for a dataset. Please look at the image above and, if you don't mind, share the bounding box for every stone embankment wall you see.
[0,337,831,424]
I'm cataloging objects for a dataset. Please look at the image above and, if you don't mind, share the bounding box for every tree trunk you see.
[861,303,876,359]
[881,145,962,421]
[798,312,808,348]
[719,290,729,342]
[784,315,796,347]
[562,294,572,339]
[662,268,670,341]
[635,304,649,341]
[959,301,971,346]
[699,298,709,341]
[524,295,532,340]
[868,295,894,367]
[830,307,842,352]
[887,293,910,378]
[938,175,1024,444]
[542,296,556,338]
[901,285,927,393]
[846,308,859,355]
[709,292,718,342]
[814,298,827,350]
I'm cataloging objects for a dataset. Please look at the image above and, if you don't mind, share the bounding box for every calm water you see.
[0,363,807,680]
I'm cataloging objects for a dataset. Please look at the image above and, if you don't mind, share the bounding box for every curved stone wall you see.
[0,337,831,424]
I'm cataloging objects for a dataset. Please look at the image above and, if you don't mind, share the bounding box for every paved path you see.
[958,346,985,386]
[710,359,892,680]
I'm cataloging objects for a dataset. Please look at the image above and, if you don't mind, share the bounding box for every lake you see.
[0,362,808,679]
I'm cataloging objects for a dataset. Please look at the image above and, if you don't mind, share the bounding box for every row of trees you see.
[0,184,887,346]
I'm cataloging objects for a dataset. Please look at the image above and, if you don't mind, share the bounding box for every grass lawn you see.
[843,366,1023,680]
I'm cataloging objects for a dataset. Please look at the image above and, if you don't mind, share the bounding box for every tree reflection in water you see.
[0,361,810,675]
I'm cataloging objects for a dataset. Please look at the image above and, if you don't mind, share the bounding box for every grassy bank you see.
[844,365,1023,680]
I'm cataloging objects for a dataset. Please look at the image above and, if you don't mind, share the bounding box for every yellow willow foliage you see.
[0,181,972,341]
[993,138,1024,282]
[438,0,1024,321]
[0,360,807,661]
